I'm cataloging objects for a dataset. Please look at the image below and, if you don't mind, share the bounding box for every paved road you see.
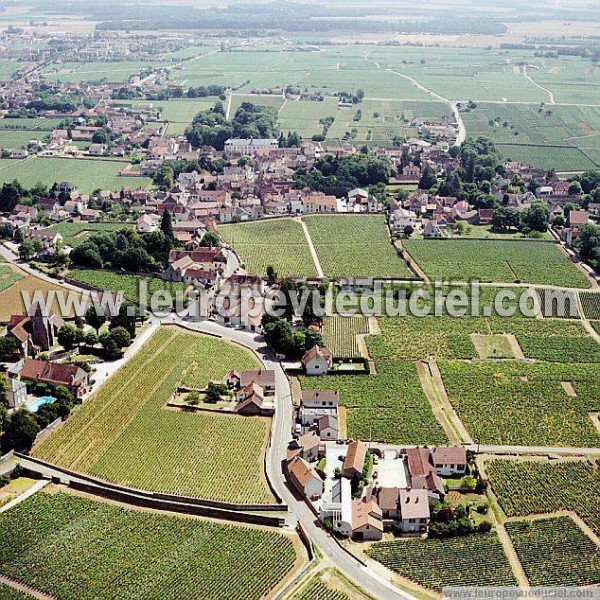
[174,317,413,600]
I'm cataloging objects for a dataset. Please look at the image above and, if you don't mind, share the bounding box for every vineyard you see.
[33,326,274,504]
[322,315,369,358]
[367,534,517,592]
[303,215,414,279]
[68,269,190,303]
[367,312,600,363]
[403,240,592,288]
[294,574,349,600]
[219,218,318,278]
[580,292,600,320]
[485,459,600,536]
[299,360,447,444]
[505,517,600,587]
[0,492,298,600]
[438,361,600,447]
[0,583,30,600]
[534,288,580,319]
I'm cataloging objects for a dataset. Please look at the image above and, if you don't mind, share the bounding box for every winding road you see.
[364,54,467,146]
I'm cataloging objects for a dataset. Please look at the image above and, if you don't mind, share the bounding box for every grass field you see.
[303,215,413,279]
[403,240,591,288]
[0,157,152,193]
[68,269,189,303]
[438,361,600,447]
[299,360,446,444]
[33,326,274,504]
[0,491,298,600]
[220,218,318,278]
[50,221,134,248]
[486,459,600,536]
[367,534,517,592]
[0,264,24,292]
[505,517,600,587]
[40,61,160,83]
[498,144,597,171]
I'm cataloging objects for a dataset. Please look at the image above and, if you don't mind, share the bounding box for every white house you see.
[288,456,324,500]
[301,345,333,376]
[432,446,468,477]
[320,477,352,537]
[423,220,443,239]
[7,378,27,409]
[398,489,430,533]
[137,214,159,233]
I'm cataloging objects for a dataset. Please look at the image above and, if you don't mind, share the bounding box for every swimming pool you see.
[26,396,56,413]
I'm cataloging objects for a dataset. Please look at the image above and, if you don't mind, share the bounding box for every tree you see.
[266,265,277,284]
[85,306,107,334]
[418,164,437,190]
[57,323,83,350]
[403,224,414,238]
[160,209,175,244]
[18,240,35,260]
[199,231,221,248]
[110,302,138,338]
[574,224,600,270]
[205,381,228,404]
[83,330,98,347]
[568,181,582,196]
[109,326,131,349]
[0,374,8,407]
[1,409,40,453]
[0,337,18,361]
[492,206,521,231]
[522,201,549,232]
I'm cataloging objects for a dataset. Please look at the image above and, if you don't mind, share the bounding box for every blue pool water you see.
[27,396,55,413]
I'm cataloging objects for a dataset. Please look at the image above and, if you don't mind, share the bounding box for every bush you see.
[478,521,492,533]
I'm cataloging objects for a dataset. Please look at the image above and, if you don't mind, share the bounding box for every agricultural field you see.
[39,61,160,83]
[403,240,592,288]
[438,361,600,447]
[303,215,413,279]
[0,128,48,148]
[293,571,351,600]
[0,117,56,131]
[50,221,134,248]
[220,218,318,278]
[33,326,274,504]
[0,266,85,322]
[0,157,152,193]
[0,583,29,600]
[485,459,600,536]
[505,517,600,587]
[367,534,517,592]
[0,264,24,292]
[497,145,597,172]
[580,291,600,320]
[321,315,369,358]
[462,103,600,171]
[299,360,446,444]
[0,491,299,600]
[67,269,189,304]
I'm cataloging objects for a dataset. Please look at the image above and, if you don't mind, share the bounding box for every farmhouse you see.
[397,489,430,533]
[342,440,367,479]
[163,249,227,281]
[228,369,276,396]
[234,382,274,416]
[432,446,468,477]
[18,359,89,398]
[298,390,339,439]
[301,345,333,375]
[7,303,63,357]
[351,498,383,541]
[320,477,353,537]
[7,378,28,409]
[287,456,324,500]
[406,447,445,505]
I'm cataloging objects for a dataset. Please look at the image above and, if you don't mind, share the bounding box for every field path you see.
[523,66,556,104]
[364,53,466,145]
[297,217,324,277]
[495,523,530,588]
